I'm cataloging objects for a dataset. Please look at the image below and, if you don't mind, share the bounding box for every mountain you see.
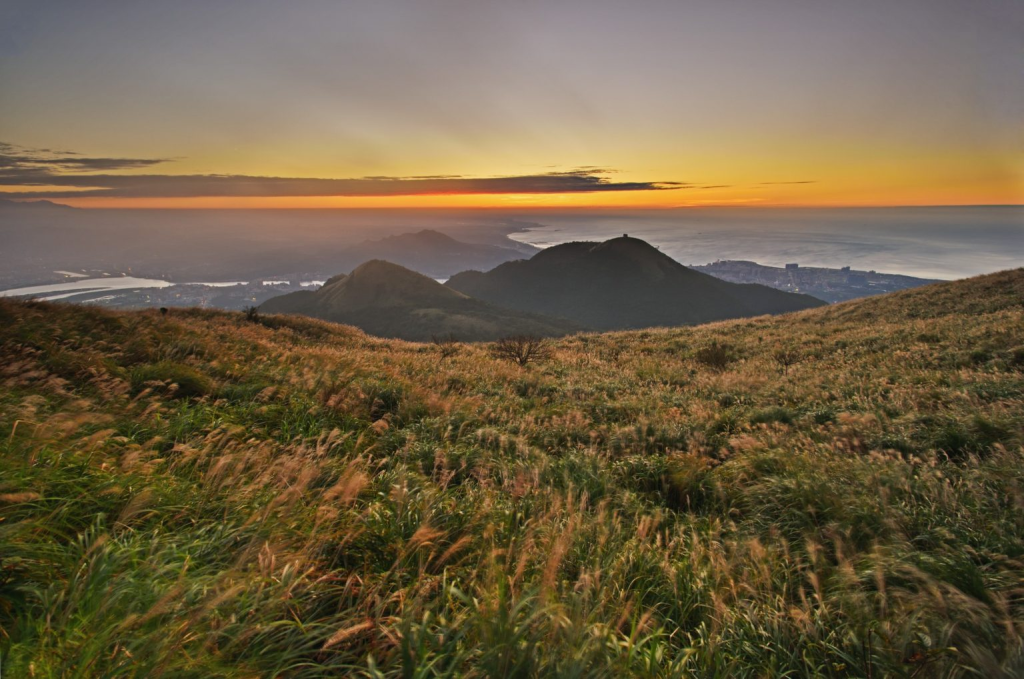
[318,229,538,279]
[446,236,826,330]
[259,259,582,341]
[0,198,75,210]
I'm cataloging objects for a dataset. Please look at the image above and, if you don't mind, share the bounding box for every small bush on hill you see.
[492,335,550,367]
[432,334,461,361]
[772,347,802,374]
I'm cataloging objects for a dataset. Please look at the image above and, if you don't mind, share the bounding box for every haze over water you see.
[508,207,1024,280]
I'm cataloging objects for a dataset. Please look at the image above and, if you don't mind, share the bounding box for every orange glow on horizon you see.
[48,186,1019,209]
[9,152,1020,210]
[51,191,713,209]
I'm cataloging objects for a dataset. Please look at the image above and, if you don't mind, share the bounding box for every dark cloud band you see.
[758,180,817,185]
[0,142,169,174]
[0,142,683,199]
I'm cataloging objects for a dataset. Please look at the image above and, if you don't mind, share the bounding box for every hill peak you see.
[410,229,458,241]
[446,235,825,329]
[327,260,464,305]
[591,235,675,263]
[530,236,671,267]
[596,234,662,252]
[601,234,653,246]
[372,229,460,245]
[348,258,425,278]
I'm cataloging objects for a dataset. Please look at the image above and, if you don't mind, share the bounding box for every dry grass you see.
[0,269,1022,677]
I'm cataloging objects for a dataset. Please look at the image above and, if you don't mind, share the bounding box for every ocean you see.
[504,206,1024,280]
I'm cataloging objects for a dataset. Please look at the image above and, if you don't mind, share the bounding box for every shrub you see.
[772,348,802,374]
[432,334,461,361]
[491,335,550,367]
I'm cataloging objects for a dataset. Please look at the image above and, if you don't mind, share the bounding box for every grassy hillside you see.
[1,269,1023,677]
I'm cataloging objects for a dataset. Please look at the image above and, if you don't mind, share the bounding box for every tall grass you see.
[1,269,1023,677]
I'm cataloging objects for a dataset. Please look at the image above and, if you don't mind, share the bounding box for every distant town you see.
[29,279,312,311]
[691,260,940,303]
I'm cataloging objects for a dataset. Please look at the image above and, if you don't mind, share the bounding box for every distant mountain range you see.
[0,198,75,210]
[446,236,825,330]
[262,236,825,340]
[318,229,537,280]
[0,199,536,285]
[259,260,582,342]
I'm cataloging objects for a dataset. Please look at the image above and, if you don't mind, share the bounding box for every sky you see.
[1,0,1022,209]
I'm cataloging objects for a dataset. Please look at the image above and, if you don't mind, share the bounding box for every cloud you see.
[758,180,817,185]
[0,142,682,199]
[0,142,169,174]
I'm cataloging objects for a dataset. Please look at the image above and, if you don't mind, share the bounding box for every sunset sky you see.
[1,0,1021,209]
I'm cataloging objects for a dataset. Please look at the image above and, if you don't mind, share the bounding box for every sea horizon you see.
[502,205,1024,280]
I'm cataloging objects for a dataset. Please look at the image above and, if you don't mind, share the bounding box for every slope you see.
[1,268,1022,677]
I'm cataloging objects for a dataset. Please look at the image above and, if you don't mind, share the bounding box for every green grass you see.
[1,269,1023,677]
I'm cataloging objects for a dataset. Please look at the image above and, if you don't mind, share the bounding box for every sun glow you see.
[50,181,1019,210]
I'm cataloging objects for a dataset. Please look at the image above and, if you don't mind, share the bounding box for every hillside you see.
[259,259,582,341]
[1,269,1023,677]
[446,236,826,329]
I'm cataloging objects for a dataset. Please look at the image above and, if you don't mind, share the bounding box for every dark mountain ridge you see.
[0,198,76,210]
[446,236,826,330]
[260,259,582,341]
